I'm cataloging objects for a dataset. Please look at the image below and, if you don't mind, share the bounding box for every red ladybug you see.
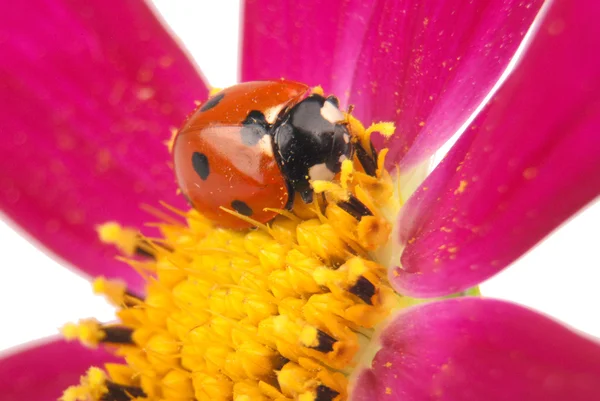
[173,80,353,229]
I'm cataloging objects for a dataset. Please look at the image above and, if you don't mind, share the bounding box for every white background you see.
[1,1,598,354]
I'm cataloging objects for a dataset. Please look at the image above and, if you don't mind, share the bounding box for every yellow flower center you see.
[61,112,407,401]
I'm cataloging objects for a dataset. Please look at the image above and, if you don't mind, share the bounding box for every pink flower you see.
[1,0,600,400]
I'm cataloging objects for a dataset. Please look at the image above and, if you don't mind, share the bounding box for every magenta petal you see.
[0,337,119,401]
[394,0,600,297]
[352,298,600,401]
[349,0,543,169]
[241,0,376,103]
[0,1,209,291]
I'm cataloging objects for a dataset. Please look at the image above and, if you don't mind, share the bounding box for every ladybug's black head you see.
[272,94,353,204]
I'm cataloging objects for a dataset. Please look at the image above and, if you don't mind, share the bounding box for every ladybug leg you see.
[284,183,296,210]
[299,188,314,204]
[354,140,378,176]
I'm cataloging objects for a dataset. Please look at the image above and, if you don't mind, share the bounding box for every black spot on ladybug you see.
[192,152,210,180]
[240,110,269,146]
[200,93,225,112]
[231,200,253,216]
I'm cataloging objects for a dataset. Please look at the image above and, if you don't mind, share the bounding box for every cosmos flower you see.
[1,0,600,400]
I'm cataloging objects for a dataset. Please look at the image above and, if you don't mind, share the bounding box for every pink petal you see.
[394,0,600,297]
[241,0,377,104]
[0,337,119,401]
[349,0,543,169]
[0,1,209,291]
[352,298,600,401]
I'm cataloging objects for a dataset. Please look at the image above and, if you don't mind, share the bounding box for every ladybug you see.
[173,80,354,229]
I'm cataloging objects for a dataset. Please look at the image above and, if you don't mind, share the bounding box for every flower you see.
[1,0,600,401]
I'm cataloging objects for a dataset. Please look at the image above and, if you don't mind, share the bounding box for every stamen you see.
[62,319,134,348]
[337,195,373,220]
[369,141,379,166]
[61,367,107,401]
[354,141,378,177]
[101,327,134,345]
[365,122,395,139]
[66,95,402,401]
[133,241,156,259]
[348,276,376,305]
[220,206,271,232]
[301,327,337,353]
[62,367,146,401]
[93,277,142,307]
[103,382,146,401]
[314,385,340,401]
[97,223,157,259]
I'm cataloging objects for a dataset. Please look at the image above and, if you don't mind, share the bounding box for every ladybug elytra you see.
[173,80,356,229]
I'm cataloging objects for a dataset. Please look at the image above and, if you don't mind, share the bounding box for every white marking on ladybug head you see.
[339,154,347,164]
[321,100,345,124]
[343,133,350,143]
[258,135,274,157]
[309,163,336,182]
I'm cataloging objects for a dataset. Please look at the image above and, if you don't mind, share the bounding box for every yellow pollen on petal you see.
[454,180,468,194]
[63,103,406,401]
[523,167,538,180]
